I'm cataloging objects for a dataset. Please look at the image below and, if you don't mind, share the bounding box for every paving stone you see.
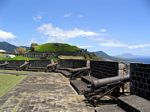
[118,95,150,112]
[95,104,125,112]
[70,80,88,95]
[0,70,94,112]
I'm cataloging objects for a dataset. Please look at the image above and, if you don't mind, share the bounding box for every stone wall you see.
[55,51,83,56]
[0,61,7,69]
[90,61,126,79]
[17,52,52,59]
[17,51,84,59]
[130,63,150,100]
[0,61,5,64]
[28,60,51,67]
[59,59,87,68]
[7,60,25,66]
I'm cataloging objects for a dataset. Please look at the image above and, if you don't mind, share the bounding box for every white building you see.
[0,49,6,54]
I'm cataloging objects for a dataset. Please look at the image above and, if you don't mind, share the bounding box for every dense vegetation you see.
[34,43,80,52]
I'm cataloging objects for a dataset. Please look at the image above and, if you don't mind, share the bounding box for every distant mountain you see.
[94,51,123,61]
[94,51,134,63]
[0,42,29,52]
[116,53,150,63]
[116,53,150,59]
[94,51,115,61]
[0,42,17,52]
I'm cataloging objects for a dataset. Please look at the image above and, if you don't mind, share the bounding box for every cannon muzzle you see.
[91,75,130,89]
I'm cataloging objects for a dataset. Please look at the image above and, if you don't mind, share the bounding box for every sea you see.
[134,58,150,64]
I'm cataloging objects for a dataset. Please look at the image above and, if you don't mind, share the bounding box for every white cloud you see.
[37,23,150,50]
[78,45,94,49]
[87,35,150,49]
[64,13,84,18]
[0,29,15,39]
[99,42,126,47]
[99,41,150,49]
[37,23,99,42]
[64,13,72,18]
[127,43,150,49]
[33,15,43,21]
[100,28,107,33]
[77,14,84,18]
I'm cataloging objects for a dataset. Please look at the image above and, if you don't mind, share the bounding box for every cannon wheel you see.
[89,95,99,107]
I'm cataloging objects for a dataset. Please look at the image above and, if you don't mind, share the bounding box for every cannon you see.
[0,61,8,69]
[91,75,129,89]
[84,75,130,106]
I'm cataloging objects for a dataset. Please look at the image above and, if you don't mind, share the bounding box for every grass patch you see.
[58,55,85,60]
[10,56,35,60]
[0,56,36,61]
[34,43,80,52]
[0,74,26,97]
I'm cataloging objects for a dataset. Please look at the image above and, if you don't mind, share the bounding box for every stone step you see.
[26,68,44,72]
[81,76,98,84]
[118,95,150,112]
[70,80,88,95]
[95,104,125,112]
[55,69,72,78]
[5,67,17,70]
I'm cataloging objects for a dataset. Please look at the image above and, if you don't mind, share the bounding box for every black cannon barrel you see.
[91,75,130,89]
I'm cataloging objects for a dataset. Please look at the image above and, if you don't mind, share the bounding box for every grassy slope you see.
[34,43,80,52]
[0,56,35,61]
[10,56,35,60]
[0,74,26,96]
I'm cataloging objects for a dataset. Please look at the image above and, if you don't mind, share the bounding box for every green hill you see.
[34,43,80,52]
[0,42,29,53]
[94,51,131,62]
[0,42,17,52]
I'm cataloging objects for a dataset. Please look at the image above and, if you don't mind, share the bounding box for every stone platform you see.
[0,70,94,112]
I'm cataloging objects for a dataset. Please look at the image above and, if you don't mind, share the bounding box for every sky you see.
[0,0,150,56]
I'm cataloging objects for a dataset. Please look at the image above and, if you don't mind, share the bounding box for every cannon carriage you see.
[84,75,130,106]
[55,59,90,79]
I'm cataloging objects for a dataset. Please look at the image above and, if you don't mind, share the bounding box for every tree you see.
[15,47,26,54]
[30,43,38,52]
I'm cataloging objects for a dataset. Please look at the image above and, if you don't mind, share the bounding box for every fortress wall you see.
[90,61,119,79]
[130,63,150,100]
[59,59,87,68]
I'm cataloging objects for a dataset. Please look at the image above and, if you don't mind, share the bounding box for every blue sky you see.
[0,0,150,56]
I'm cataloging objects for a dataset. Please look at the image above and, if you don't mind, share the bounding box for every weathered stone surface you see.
[95,104,125,112]
[118,95,150,112]
[0,71,94,112]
